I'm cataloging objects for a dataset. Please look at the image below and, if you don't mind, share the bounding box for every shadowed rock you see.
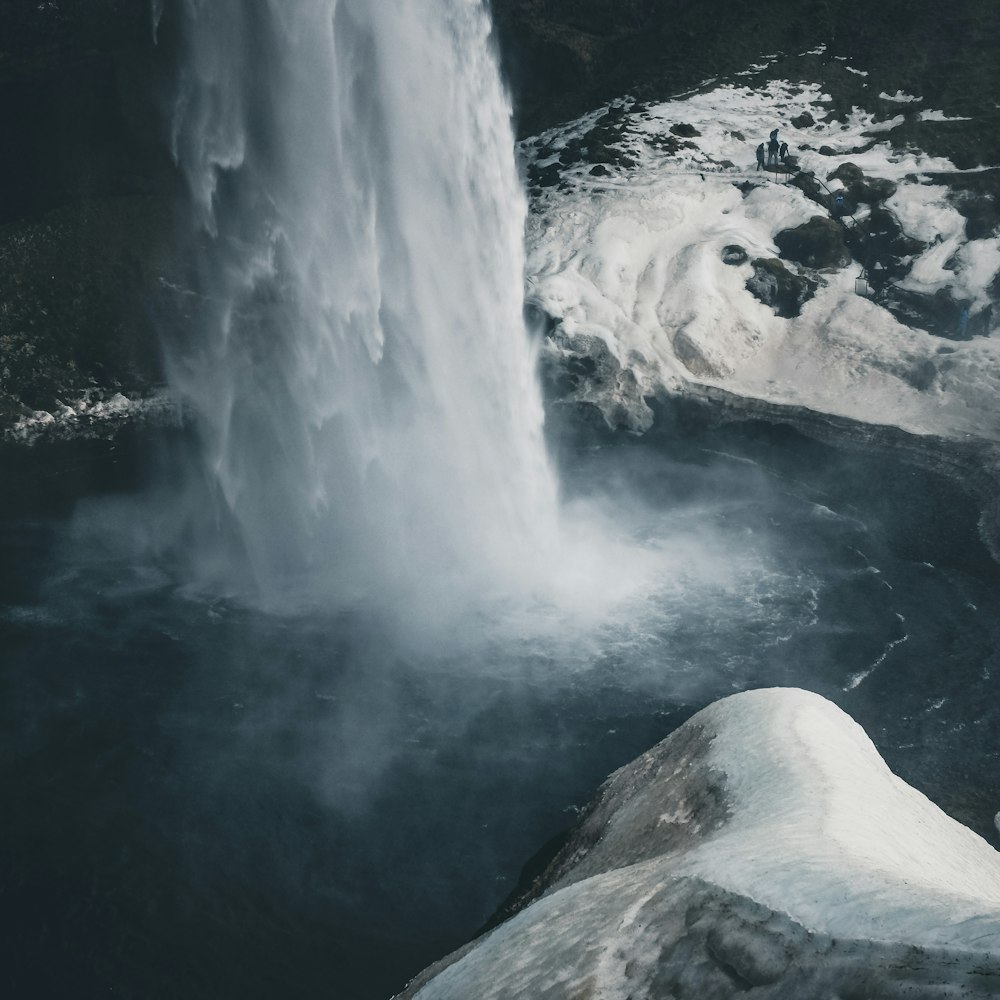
[746,257,818,318]
[397,689,1000,999]
[775,216,852,268]
[828,161,898,205]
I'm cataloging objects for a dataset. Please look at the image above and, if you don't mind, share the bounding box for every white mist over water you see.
[159,0,562,609]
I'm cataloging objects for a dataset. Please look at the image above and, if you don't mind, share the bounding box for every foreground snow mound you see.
[524,75,1000,443]
[399,688,1000,999]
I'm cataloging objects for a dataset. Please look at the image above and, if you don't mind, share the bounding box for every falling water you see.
[157,0,559,608]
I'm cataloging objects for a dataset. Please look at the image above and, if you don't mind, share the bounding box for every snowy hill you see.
[523,59,1000,447]
[398,688,1000,999]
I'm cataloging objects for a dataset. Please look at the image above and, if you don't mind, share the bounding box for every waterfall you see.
[158,0,560,608]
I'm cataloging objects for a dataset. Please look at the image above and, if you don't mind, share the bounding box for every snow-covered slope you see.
[524,70,1000,443]
[398,688,1000,999]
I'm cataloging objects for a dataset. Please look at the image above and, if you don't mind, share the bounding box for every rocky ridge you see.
[398,688,1000,999]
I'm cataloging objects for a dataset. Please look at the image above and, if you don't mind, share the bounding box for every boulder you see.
[720,244,748,265]
[790,111,815,128]
[774,216,852,268]
[844,208,925,280]
[669,122,700,137]
[745,258,817,318]
[398,689,1000,1000]
[828,161,898,204]
[924,171,1000,240]
[789,170,826,209]
[538,327,653,434]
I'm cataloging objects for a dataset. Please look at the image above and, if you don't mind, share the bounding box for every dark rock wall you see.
[491,0,1000,161]
[0,0,173,222]
[0,0,178,419]
[3,0,1000,421]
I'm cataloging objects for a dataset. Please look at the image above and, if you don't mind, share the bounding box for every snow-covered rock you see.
[3,388,176,445]
[523,77,1000,445]
[398,688,1000,999]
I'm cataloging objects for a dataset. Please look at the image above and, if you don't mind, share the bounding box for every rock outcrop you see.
[774,216,852,269]
[745,257,818,318]
[398,689,1000,999]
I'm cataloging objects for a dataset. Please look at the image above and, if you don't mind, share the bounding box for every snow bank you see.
[399,688,1000,999]
[523,79,1000,443]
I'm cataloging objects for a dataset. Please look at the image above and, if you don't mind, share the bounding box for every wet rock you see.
[528,161,561,188]
[925,170,1000,240]
[721,245,748,265]
[827,162,898,204]
[670,122,701,137]
[790,111,815,128]
[746,258,818,318]
[790,170,826,208]
[539,328,653,434]
[844,208,925,283]
[774,216,852,269]
[558,138,583,166]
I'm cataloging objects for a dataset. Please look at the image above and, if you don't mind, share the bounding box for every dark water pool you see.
[2,422,999,999]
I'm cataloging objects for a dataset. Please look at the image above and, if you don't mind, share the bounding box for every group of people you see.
[756,129,789,170]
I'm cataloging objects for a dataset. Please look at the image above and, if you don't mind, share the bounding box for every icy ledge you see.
[524,79,1000,445]
[3,388,176,445]
[398,689,1000,999]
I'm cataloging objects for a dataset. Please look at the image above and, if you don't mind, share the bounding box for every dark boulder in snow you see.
[926,170,1000,240]
[397,689,1000,1000]
[720,244,748,265]
[844,207,925,282]
[775,216,851,269]
[882,286,992,340]
[746,258,818,318]
[827,161,898,204]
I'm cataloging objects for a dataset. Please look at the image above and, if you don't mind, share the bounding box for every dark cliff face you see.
[0,0,179,422]
[0,0,173,223]
[490,0,1000,162]
[2,0,1000,425]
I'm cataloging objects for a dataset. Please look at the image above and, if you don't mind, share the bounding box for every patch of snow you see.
[879,90,920,102]
[920,109,974,122]
[684,690,1000,943]
[4,389,176,445]
[405,690,1000,999]
[523,77,1000,443]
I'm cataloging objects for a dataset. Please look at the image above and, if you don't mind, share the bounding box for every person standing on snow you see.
[779,141,789,161]
[767,129,780,165]
[756,143,766,170]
